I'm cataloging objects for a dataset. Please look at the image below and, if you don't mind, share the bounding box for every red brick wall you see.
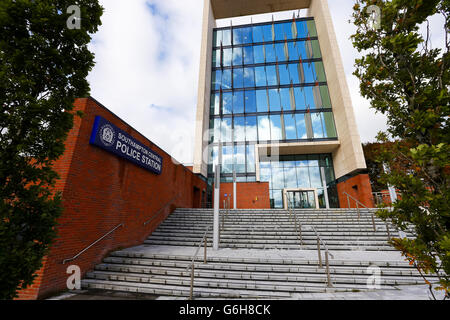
[214,182,270,209]
[16,97,206,299]
[337,174,374,208]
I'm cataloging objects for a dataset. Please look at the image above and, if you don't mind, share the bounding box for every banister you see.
[62,223,124,264]
[342,192,369,209]
[186,225,210,299]
[143,194,180,226]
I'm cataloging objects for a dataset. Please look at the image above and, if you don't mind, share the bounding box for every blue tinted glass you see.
[221,118,232,142]
[222,29,231,46]
[284,22,293,40]
[212,70,221,90]
[243,67,255,88]
[252,25,264,43]
[288,63,300,84]
[256,89,268,112]
[233,116,246,142]
[297,167,310,188]
[213,119,221,142]
[260,166,271,182]
[271,168,284,189]
[309,166,322,188]
[296,21,307,38]
[223,48,232,66]
[284,114,297,140]
[262,24,273,42]
[246,144,255,172]
[274,23,285,41]
[295,113,307,139]
[311,113,324,138]
[244,90,257,113]
[294,87,306,109]
[232,47,242,66]
[303,62,315,83]
[304,87,315,108]
[222,92,233,114]
[278,64,290,85]
[243,46,254,64]
[245,116,258,141]
[253,45,265,64]
[265,65,278,86]
[284,167,298,188]
[234,144,246,173]
[254,66,267,87]
[213,30,222,47]
[270,114,282,140]
[233,28,243,45]
[258,115,270,141]
[233,91,244,114]
[233,68,244,89]
[221,69,231,89]
[213,49,221,67]
[275,43,287,62]
[211,93,220,115]
[296,41,307,59]
[288,42,299,61]
[222,145,233,173]
[268,89,281,111]
[241,27,252,44]
[265,44,276,63]
[279,88,291,110]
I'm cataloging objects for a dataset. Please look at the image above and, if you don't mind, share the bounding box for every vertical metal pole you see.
[325,250,332,287]
[189,264,194,300]
[233,169,237,209]
[213,163,221,250]
[321,167,330,209]
[317,237,322,268]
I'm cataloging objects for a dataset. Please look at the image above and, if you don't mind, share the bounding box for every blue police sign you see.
[89,116,163,175]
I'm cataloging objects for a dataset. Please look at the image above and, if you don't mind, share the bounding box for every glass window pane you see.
[222,92,232,114]
[265,65,278,86]
[303,62,315,83]
[243,67,255,88]
[262,24,273,42]
[233,68,244,89]
[311,112,324,138]
[272,168,284,189]
[273,190,283,209]
[296,41,308,59]
[221,118,232,142]
[288,63,300,84]
[232,91,244,114]
[245,90,257,113]
[311,40,322,58]
[315,61,326,82]
[222,69,232,89]
[260,166,271,182]
[232,47,242,66]
[246,144,255,173]
[258,115,270,141]
[222,29,231,46]
[288,42,299,61]
[284,22,293,40]
[254,66,267,87]
[279,88,291,111]
[284,167,298,188]
[233,27,243,45]
[222,145,233,173]
[304,87,315,109]
[294,87,306,110]
[233,116,245,142]
[243,46,254,65]
[223,48,232,67]
[296,167,310,188]
[234,144,246,173]
[278,64,290,85]
[245,116,258,141]
[274,23,285,41]
[309,166,322,188]
[253,45,265,64]
[212,70,221,90]
[256,89,268,112]
[268,89,281,111]
[270,114,282,141]
[241,27,252,44]
[284,113,297,140]
[275,43,287,61]
[211,93,220,115]
[306,20,318,37]
[213,49,221,68]
[296,21,307,38]
[320,86,332,108]
[264,44,276,63]
[213,118,221,142]
[295,113,307,139]
[213,29,222,47]
[323,112,337,138]
[252,25,264,43]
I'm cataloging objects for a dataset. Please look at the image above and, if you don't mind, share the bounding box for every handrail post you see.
[189,264,195,300]
[317,236,322,268]
[325,249,332,288]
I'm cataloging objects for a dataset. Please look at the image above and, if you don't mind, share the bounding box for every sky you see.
[86,0,445,165]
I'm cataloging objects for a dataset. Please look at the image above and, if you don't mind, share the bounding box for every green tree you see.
[0,1,102,299]
[351,0,449,299]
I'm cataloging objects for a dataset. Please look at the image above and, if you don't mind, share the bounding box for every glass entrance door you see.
[286,189,317,209]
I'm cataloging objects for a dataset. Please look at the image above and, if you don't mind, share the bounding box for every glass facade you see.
[208,18,339,208]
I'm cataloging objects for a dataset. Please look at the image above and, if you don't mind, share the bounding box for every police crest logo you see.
[99,124,115,147]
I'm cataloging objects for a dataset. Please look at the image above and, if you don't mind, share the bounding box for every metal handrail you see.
[343,192,377,231]
[186,225,210,300]
[287,200,304,246]
[143,194,180,226]
[62,223,124,264]
[310,225,334,288]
